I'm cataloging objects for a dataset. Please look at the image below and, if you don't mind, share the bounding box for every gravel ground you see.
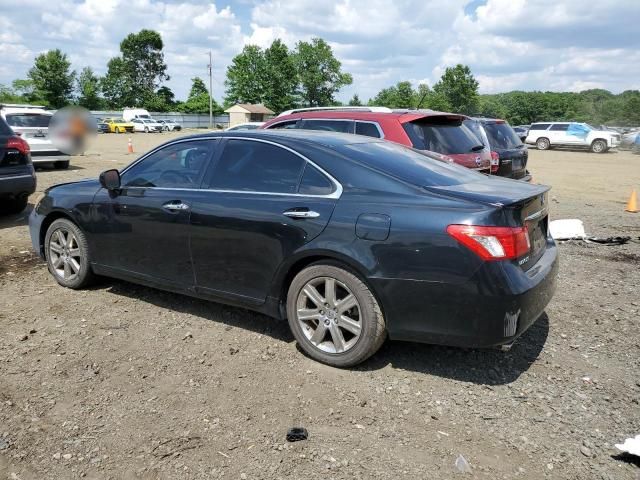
[1,132,639,479]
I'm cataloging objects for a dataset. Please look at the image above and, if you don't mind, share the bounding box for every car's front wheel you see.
[287,263,386,367]
[591,139,607,153]
[45,218,94,289]
[115,127,121,134]
[536,137,550,150]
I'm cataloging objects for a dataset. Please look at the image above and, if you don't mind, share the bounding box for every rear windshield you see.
[5,113,51,128]
[483,122,522,149]
[403,117,483,154]
[336,141,483,187]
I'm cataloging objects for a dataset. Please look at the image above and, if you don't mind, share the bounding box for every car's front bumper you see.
[29,206,46,258]
[370,238,558,348]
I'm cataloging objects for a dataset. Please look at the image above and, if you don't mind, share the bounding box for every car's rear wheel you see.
[144,127,149,133]
[0,196,28,215]
[115,127,121,134]
[54,160,69,169]
[591,139,607,153]
[287,263,386,367]
[45,218,94,289]
[536,137,550,150]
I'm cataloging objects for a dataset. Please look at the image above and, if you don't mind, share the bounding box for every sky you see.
[1,0,639,103]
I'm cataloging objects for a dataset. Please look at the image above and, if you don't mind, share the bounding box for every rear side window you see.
[355,121,382,138]
[300,119,354,133]
[5,114,51,128]
[530,124,551,130]
[206,139,305,194]
[403,117,483,154]
[298,164,334,195]
[549,124,569,131]
[483,122,522,149]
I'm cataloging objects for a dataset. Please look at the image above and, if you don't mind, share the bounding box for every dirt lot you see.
[1,132,639,479]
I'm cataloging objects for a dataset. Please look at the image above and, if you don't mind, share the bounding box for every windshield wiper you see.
[470,144,485,152]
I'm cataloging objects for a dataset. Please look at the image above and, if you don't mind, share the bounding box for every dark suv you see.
[262,107,492,173]
[0,115,36,214]
[464,117,531,181]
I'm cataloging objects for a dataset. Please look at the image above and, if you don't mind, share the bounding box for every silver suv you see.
[0,104,71,169]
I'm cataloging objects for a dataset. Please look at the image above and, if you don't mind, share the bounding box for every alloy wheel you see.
[48,228,82,281]
[296,276,362,354]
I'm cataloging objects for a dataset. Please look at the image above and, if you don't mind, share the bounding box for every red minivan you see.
[261,107,492,173]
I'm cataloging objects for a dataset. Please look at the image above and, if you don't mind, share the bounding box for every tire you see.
[286,263,386,367]
[45,218,94,289]
[591,139,607,154]
[54,160,69,169]
[0,196,28,215]
[115,127,121,134]
[536,137,550,150]
[144,127,149,133]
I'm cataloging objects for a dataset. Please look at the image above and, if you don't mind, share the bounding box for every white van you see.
[122,108,153,122]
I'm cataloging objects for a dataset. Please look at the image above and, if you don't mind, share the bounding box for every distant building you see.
[224,104,275,127]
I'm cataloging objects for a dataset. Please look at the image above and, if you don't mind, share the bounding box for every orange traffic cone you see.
[626,189,638,213]
[127,138,134,154]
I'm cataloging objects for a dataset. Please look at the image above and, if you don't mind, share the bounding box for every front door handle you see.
[163,201,190,212]
[283,209,320,219]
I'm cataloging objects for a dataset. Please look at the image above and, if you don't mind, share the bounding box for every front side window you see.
[530,123,551,130]
[300,119,354,133]
[121,140,215,189]
[355,121,382,138]
[205,139,305,194]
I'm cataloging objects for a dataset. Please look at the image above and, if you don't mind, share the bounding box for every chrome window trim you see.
[119,136,343,200]
[355,120,385,139]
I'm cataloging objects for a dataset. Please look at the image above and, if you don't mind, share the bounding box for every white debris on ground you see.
[615,435,640,457]
[549,219,587,240]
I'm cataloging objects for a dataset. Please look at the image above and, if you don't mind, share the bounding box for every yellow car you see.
[104,118,134,134]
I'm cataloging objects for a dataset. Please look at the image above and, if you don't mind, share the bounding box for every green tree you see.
[103,29,169,108]
[433,64,479,114]
[28,49,75,108]
[348,94,363,106]
[224,45,267,107]
[294,38,352,106]
[76,67,102,110]
[182,77,221,114]
[263,39,298,113]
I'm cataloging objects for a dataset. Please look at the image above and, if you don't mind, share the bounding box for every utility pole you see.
[208,51,213,129]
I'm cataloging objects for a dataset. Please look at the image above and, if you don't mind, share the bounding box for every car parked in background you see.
[159,120,182,131]
[0,104,71,169]
[525,122,620,153]
[132,118,163,133]
[464,117,531,181]
[225,122,265,131]
[620,129,639,150]
[261,107,492,173]
[512,125,529,142]
[29,129,557,367]
[95,118,110,134]
[104,118,134,134]
[0,114,36,214]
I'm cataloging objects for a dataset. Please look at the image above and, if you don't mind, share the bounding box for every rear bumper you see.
[31,152,70,164]
[0,170,37,198]
[371,238,558,348]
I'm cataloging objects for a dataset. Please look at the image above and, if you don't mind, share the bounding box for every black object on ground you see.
[286,427,309,442]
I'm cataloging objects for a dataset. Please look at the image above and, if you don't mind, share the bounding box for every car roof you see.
[265,110,467,125]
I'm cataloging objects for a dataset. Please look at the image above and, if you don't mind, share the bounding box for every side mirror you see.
[99,169,121,190]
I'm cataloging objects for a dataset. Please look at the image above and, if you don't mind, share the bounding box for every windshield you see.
[483,122,522,149]
[403,117,483,154]
[5,113,51,128]
[336,141,483,187]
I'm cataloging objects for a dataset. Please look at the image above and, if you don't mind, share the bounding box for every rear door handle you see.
[162,201,190,212]
[283,209,320,219]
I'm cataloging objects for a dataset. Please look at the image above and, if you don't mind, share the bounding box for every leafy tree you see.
[263,39,298,113]
[224,45,267,107]
[182,77,221,114]
[370,86,398,108]
[433,64,479,114]
[76,67,102,110]
[294,38,352,106]
[348,94,362,106]
[28,49,75,108]
[103,29,169,108]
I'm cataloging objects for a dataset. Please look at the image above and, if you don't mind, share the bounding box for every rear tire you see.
[286,263,386,367]
[0,196,28,215]
[54,160,69,169]
[536,137,550,150]
[144,127,149,133]
[591,139,607,153]
[45,218,94,289]
[115,127,121,134]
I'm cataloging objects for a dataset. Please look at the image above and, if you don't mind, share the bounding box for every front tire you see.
[144,127,149,133]
[45,218,94,289]
[591,139,607,153]
[54,160,69,169]
[536,137,550,150]
[115,127,121,134]
[286,263,386,367]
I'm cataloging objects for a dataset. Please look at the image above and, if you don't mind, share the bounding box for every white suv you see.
[525,122,620,153]
[131,118,163,133]
[0,104,71,168]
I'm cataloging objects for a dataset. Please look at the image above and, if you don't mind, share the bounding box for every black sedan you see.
[1,115,36,214]
[29,130,558,367]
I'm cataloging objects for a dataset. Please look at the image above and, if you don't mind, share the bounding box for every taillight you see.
[446,224,530,261]
[6,136,30,155]
[490,151,500,173]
